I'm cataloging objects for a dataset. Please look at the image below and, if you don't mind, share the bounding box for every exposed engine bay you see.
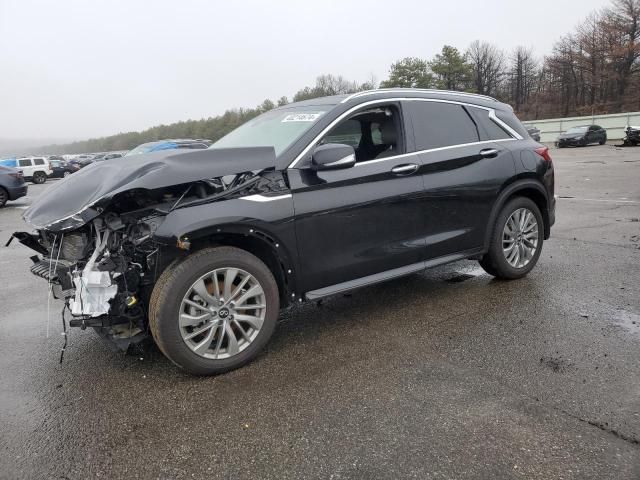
[9,146,287,352]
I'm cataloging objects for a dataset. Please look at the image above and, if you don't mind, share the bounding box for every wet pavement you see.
[1,145,639,479]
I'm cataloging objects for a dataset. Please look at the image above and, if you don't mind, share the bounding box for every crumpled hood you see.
[558,133,585,139]
[23,146,276,231]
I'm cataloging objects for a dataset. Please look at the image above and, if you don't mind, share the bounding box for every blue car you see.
[125,139,212,156]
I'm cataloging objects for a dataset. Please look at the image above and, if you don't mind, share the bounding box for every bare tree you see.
[466,41,505,96]
[506,47,539,112]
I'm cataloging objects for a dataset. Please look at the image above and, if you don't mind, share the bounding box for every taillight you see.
[9,171,23,179]
[534,146,552,163]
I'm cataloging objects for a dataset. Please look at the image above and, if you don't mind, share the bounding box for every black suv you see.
[12,89,555,375]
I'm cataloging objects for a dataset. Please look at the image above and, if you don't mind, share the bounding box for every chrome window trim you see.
[341,89,498,104]
[351,138,517,168]
[287,97,521,169]
[240,193,292,202]
[487,109,522,140]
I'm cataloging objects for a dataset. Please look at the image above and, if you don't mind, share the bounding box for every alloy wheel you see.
[502,207,539,269]
[178,268,266,359]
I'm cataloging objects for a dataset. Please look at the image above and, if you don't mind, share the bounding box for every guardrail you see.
[522,111,640,143]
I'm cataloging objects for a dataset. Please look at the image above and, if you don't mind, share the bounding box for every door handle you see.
[391,163,419,175]
[479,148,499,158]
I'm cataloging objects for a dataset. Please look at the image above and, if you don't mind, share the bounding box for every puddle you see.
[446,273,475,283]
[443,266,486,283]
[612,309,640,335]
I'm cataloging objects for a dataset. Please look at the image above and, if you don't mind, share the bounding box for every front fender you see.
[153,194,295,246]
[152,194,299,295]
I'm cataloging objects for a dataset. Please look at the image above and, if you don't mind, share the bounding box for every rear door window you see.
[18,159,32,167]
[408,101,479,150]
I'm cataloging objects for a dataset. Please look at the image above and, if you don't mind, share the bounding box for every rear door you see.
[17,159,34,177]
[406,100,517,259]
[289,102,427,293]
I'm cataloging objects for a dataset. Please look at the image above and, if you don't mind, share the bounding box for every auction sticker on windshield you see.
[281,112,324,122]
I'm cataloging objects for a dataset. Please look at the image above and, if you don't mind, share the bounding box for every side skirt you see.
[304,248,484,300]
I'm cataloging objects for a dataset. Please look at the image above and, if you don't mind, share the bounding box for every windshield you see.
[210,107,329,156]
[566,126,588,134]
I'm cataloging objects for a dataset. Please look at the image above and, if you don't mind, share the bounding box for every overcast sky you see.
[0,0,608,143]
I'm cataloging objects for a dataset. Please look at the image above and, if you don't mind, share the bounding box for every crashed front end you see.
[10,147,278,351]
[15,213,163,349]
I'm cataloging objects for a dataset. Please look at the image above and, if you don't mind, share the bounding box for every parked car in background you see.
[67,154,96,168]
[527,127,541,142]
[556,125,607,147]
[125,139,212,156]
[0,156,51,183]
[13,89,555,375]
[0,165,27,207]
[49,159,79,178]
[623,126,640,146]
[95,152,124,161]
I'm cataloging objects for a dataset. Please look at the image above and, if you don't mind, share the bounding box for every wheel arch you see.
[484,179,550,251]
[168,224,297,307]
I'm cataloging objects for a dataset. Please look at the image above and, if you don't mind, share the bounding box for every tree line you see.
[39,0,638,155]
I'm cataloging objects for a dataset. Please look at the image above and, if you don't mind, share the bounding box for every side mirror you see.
[311,143,356,171]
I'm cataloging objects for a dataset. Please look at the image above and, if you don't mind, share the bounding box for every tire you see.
[149,246,279,375]
[32,172,47,184]
[599,138,606,145]
[0,187,8,207]
[479,197,544,280]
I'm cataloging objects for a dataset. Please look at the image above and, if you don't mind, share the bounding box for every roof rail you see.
[340,88,498,104]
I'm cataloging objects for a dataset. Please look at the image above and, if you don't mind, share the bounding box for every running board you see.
[305,252,471,300]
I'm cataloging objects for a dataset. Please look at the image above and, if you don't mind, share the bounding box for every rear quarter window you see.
[466,107,512,141]
[407,101,479,150]
[33,158,45,165]
[495,110,529,138]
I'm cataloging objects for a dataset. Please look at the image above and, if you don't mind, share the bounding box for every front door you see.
[289,103,426,293]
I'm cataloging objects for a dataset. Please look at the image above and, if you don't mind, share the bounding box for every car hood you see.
[23,147,276,231]
[558,133,585,139]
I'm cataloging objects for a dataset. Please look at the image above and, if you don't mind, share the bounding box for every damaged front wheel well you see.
[188,233,292,306]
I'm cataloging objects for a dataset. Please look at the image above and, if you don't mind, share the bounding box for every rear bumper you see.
[6,184,28,200]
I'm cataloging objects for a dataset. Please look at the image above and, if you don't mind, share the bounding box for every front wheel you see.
[149,246,279,375]
[599,138,606,145]
[0,187,8,207]
[32,172,47,184]
[479,197,544,279]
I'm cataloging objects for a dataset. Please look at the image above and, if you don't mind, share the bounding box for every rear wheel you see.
[0,187,8,207]
[32,172,47,184]
[149,246,279,375]
[479,197,544,280]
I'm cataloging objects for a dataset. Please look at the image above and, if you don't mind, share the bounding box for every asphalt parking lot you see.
[1,145,639,479]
